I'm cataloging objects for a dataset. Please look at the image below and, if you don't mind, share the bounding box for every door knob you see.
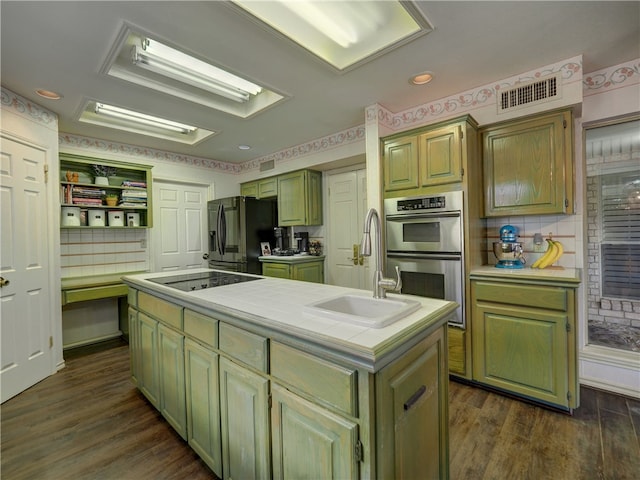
[0,277,9,287]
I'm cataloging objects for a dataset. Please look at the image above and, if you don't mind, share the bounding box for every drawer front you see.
[138,291,183,329]
[271,342,357,416]
[219,323,268,372]
[473,281,567,311]
[184,309,219,348]
[63,284,129,305]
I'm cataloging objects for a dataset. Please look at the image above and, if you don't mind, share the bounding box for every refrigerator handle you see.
[216,204,223,254]
[219,204,227,255]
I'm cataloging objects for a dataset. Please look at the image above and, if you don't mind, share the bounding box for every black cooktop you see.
[148,271,262,292]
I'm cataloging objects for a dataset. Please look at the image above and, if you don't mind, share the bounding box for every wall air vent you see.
[260,159,275,172]
[498,74,560,113]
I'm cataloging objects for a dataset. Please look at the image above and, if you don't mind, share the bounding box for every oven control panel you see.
[396,196,445,211]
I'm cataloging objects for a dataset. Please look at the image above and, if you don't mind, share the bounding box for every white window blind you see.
[601,173,640,300]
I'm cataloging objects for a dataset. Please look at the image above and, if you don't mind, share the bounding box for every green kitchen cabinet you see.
[261,257,324,283]
[382,115,477,197]
[419,123,463,187]
[128,307,140,387]
[138,312,160,408]
[376,326,449,479]
[240,177,278,199]
[240,181,258,197]
[481,108,574,217]
[271,384,359,480]
[125,283,451,479]
[383,134,419,192]
[471,278,579,410]
[219,356,270,480]
[185,338,222,478]
[277,169,323,226]
[59,153,153,228]
[158,324,186,440]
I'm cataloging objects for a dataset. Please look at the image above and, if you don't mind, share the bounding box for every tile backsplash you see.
[60,229,150,277]
[485,214,583,269]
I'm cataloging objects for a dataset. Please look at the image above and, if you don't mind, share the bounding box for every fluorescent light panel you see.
[132,38,262,103]
[95,103,197,134]
[232,0,432,71]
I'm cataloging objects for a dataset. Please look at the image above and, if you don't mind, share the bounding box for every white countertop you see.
[123,268,456,370]
[469,265,581,284]
[259,254,324,263]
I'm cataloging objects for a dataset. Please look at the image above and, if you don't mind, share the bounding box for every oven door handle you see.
[387,252,461,261]
[386,212,461,221]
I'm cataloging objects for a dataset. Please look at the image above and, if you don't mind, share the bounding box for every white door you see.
[152,180,209,272]
[1,136,53,402]
[326,169,370,289]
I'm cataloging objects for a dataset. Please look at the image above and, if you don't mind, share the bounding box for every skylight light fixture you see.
[94,103,197,134]
[79,100,216,145]
[131,38,262,103]
[232,0,433,71]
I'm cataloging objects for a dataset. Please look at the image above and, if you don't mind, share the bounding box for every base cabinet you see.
[127,287,449,479]
[219,357,270,480]
[271,384,358,480]
[185,339,222,477]
[471,278,578,410]
[376,327,449,479]
[158,325,186,439]
[138,313,160,408]
[262,259,324,283]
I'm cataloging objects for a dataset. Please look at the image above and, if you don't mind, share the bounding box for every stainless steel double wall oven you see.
[385,191,465,328]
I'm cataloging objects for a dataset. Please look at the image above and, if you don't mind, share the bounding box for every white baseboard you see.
[580,345,640,399]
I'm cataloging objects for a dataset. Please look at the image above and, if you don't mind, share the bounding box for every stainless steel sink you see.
[303,294,421,328]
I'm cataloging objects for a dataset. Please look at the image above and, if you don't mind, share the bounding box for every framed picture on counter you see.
[261,242,271,256]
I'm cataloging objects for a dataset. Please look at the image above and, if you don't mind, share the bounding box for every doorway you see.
[326,167,370,290]
[151,179,210,272]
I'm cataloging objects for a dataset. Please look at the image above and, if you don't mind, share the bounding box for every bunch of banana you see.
[531,236,564,268]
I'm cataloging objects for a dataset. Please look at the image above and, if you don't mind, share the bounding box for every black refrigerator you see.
[207,196,277,274]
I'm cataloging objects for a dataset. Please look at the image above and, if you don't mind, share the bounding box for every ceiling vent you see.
[498,74,560,113]
[259,159,275,172]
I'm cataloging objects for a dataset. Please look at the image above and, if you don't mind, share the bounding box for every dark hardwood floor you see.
[2,339,639,479]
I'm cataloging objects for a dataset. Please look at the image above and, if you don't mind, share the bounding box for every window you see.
[599,172,640,299]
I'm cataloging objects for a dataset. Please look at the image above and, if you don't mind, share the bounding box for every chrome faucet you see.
[361,208,402,299]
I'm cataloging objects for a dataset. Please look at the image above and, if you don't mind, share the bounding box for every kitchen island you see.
[123,268,456,479]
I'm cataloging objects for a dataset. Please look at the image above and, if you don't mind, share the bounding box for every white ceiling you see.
[1,1,639,164]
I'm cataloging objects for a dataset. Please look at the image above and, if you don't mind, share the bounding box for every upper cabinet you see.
[242,169,322,226]
[481,109,574,217]
[60,154,153,228]
[277,170,322,226]
[240,177,277,199]
[382,115,477,197]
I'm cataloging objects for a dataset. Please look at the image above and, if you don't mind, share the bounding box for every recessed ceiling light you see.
[410,72,434,85]
[238,145,251,150]
[35,89,62,100]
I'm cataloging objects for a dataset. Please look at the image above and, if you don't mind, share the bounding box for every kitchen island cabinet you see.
[469,267,581,411]
[123,269,455,479]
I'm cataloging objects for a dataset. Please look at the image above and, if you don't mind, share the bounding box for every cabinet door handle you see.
[0,277,9,287]
[404,385,426,411]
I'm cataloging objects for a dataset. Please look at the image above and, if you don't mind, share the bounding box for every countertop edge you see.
[123,271,453,372]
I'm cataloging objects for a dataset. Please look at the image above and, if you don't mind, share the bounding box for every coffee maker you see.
[274,227,285,253]
[295,231,309,253]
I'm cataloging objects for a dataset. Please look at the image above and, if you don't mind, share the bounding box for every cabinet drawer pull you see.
[404,385,426,411]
